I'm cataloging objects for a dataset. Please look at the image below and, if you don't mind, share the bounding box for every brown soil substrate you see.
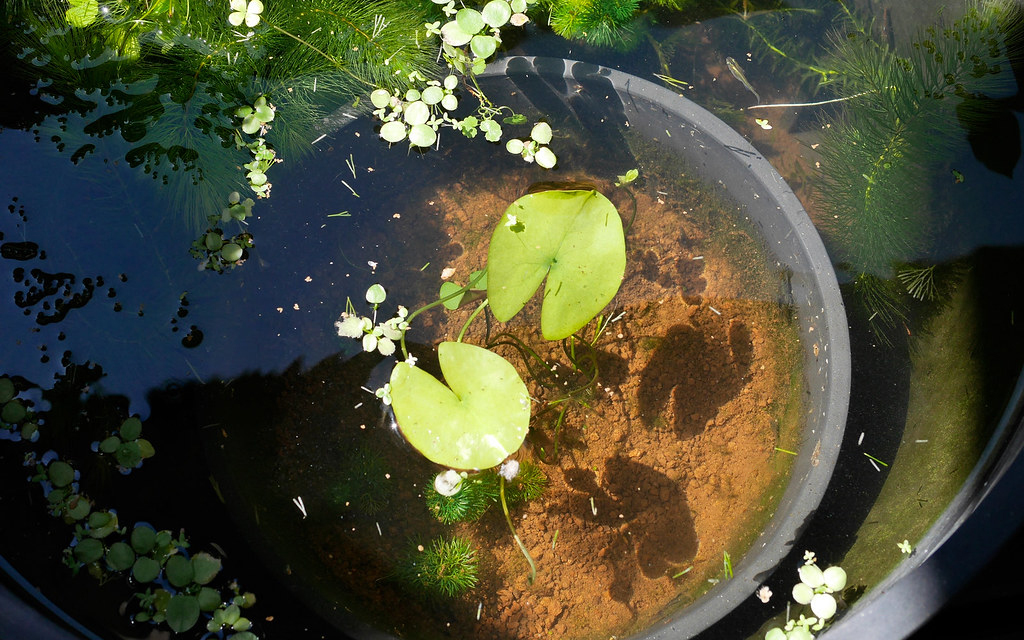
[268,162,803,640]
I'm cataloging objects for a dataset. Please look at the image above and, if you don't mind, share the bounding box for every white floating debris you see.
[292,496,307,519]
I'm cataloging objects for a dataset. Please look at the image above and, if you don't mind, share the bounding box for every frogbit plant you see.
[335,186,626,583]
[764,551,848,640]
[368,0,556,165]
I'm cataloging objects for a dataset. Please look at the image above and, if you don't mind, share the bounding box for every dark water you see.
[2,1,1024,639]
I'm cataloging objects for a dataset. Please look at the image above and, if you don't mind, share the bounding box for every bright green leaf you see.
[481,0,513,27]
[487,189,625,340]
[455,8,485,34]
[408,124,437,148]
[65,0,99,27]
[471,34,498,59]
[440,21,473,47]
[389,342,530,470]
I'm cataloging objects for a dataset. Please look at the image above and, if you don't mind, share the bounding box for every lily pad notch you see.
[487,188,626,340]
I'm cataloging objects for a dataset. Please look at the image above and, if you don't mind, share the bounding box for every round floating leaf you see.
[106,541,135,571]
[74,538,104,564]
[137,438,156,459]
[48,460,75,488]
[380,121,407,143]
[21,422,38,440]
[487,189,626,340]
[403,100,430,126]
[0,378,14,403]
[120,417,142,440]
[65,495,91,520]
[506,138,524,154]
[87,510,118,538]
[116,441,142,468]
[165,554,194,588]
[389,342,530,470]
[535,146,557,169]
[455,8,485,34]
[130,525,157,554]
[511,0,527,11]
[205,232,223,251]
[421,86,444,105]
[370,89,392,109]
[221,243,243,263]
[440,20,473,47]
[408,124,437,148]
[441,94,459,111]
[2,399,26,424]
[166,594,200,633]
[365,284,387,304]
[99,436,120,453]
[132,555,161,583]
[230,632,258,640]
[198,586,222,612]
[530,122,552,144]
[470,34,497,59]
[191,552,222,585]
[481,0,512,27]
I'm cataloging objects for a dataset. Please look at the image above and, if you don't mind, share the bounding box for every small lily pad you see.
[130,525,157,554]
[48,460,75,488]
[389,342,530,470]
[487,189,625,340]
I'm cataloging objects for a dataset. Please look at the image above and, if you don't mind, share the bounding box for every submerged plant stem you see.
[457,299,489,343]
[500,476,536,585]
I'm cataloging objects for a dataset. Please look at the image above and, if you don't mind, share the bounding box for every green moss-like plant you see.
[814,1,1020,337]
[424,472,499,524]
[398,535,479,599]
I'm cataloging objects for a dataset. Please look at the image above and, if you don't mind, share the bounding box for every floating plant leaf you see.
[197,586,222,612]
[116,441,143,468]
[132,556,161,583]
[106,541,136,571]
[65,495,91,520]
[191,552,222,585]
[166,594,200,633]
[120,417,143,440]
[74,538,104,564]
[130,525,157,554]
[48,461,74,488]
[487,189,625,340]
[99,436,120,454]
[165,554,194,588]
[2,399,26,424]
[0,378,14,403]
[389,342,530,470]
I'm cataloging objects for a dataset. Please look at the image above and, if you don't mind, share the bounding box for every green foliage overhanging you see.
[814,0,1021,336]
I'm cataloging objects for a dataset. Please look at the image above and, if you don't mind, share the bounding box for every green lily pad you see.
[389,342,530,470]
[197,586,222,612]
[2,399,26,424]
[0,378,15,403]
[487,189,625,340]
